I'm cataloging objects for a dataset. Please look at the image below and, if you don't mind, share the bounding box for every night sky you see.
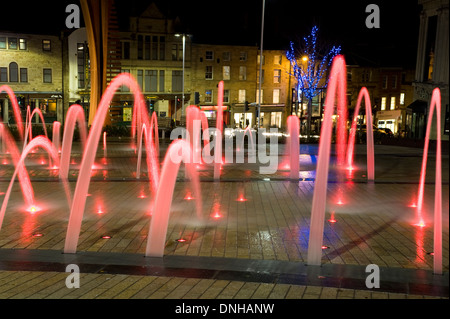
[1,0,421,68]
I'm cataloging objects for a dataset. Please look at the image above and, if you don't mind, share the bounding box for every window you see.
[390,97,396,110]
[172,44,178,61]
[205,66,213,80]
[121,69,130,92]
[256,90,263,104]
[77,43,85,88]
[137,35,143,60]
[137,70,143,90]
[0,37,6,49]
[144,36,151,60]
[145,70,158,92]
[257,55,265,65]
[19,38,27,50]
[238,90,246,103]
[273,89,280,104]
[223,90,230,103]
[239,66,246,80]
[400,93,405,105]
[159,36,165,61]
[392,75,397,89]
[0,67,7,82]
[382,75,388,89]
[223,52,231,61]
[274,55,282,65]
[172,70,183,92]
[159,70,165,92]
[8,38,17,50]
[205,51,214,60]
[42,40,51,51]
[9,62,18,82]
[257,69,264,84]
[273,69,281,83]
[152,36,158,60]
[223,66,230,80]
[20,68,28,82]
[43,68,52,83]
[205,90,213,103]
[381,97,386,110]
[239,52,247,61]
[122,42,130,59]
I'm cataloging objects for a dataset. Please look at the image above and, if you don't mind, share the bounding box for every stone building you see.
[191,43,258,128]
[0,31,64,125]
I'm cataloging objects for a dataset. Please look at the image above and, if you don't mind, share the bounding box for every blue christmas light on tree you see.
[287,25,341,102]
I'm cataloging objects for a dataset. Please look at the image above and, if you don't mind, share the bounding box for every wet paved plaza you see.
[0,140,448,300]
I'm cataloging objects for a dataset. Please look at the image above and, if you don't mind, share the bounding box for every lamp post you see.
[175,33,189,122]
[257,0,266,129]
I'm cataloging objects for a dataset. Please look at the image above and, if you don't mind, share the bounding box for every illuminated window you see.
[42,40,51,51]
[381,97,386,110]
[239,66,246,80]
[274,55,282,65]
[400,93,405,105]
[19,38,27,50]
[273,69,281,83]
[205,90,212,103]
[390,97,396,110]
[238,89,246,103]
[273,89,280,104]
[223,66,230,80]
[256,90,263,104]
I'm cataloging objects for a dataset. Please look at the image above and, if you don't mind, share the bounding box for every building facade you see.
[1,31,64,125]
[412,0,449,141]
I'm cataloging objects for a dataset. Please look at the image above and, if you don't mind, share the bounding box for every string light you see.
[286,26,341,103]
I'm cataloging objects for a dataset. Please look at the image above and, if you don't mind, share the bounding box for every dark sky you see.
[1,0,421,68]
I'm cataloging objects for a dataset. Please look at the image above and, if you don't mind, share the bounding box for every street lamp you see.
[257,0,266,129]
[175,33,190,122]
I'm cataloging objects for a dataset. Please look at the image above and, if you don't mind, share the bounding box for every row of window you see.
[0,63,52,83]
[204,89,281,104]
[380,93,406,111]
[204,66,282,83]
[0,37,52,51]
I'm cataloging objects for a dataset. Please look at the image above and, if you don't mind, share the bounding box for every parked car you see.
[383,127,394,137]
[357,124,387,144]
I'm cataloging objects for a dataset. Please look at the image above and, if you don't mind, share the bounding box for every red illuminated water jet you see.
[346,87,375,180]
[307,55,347,266]
[415,88,442,275]
[145,140,202,257]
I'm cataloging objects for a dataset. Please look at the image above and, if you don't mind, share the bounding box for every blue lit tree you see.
[286,26,341,141]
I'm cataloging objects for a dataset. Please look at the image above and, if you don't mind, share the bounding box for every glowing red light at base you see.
[26,205,41,214]
[97,207,104,214]
[176,238,186,243]
[321,245,329,249]
[237,196,247,202]
[328,211,337,223]
[414,220,426,228]
[212,212,222,219]
[184,192,194,200]
[101,235,111,239]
